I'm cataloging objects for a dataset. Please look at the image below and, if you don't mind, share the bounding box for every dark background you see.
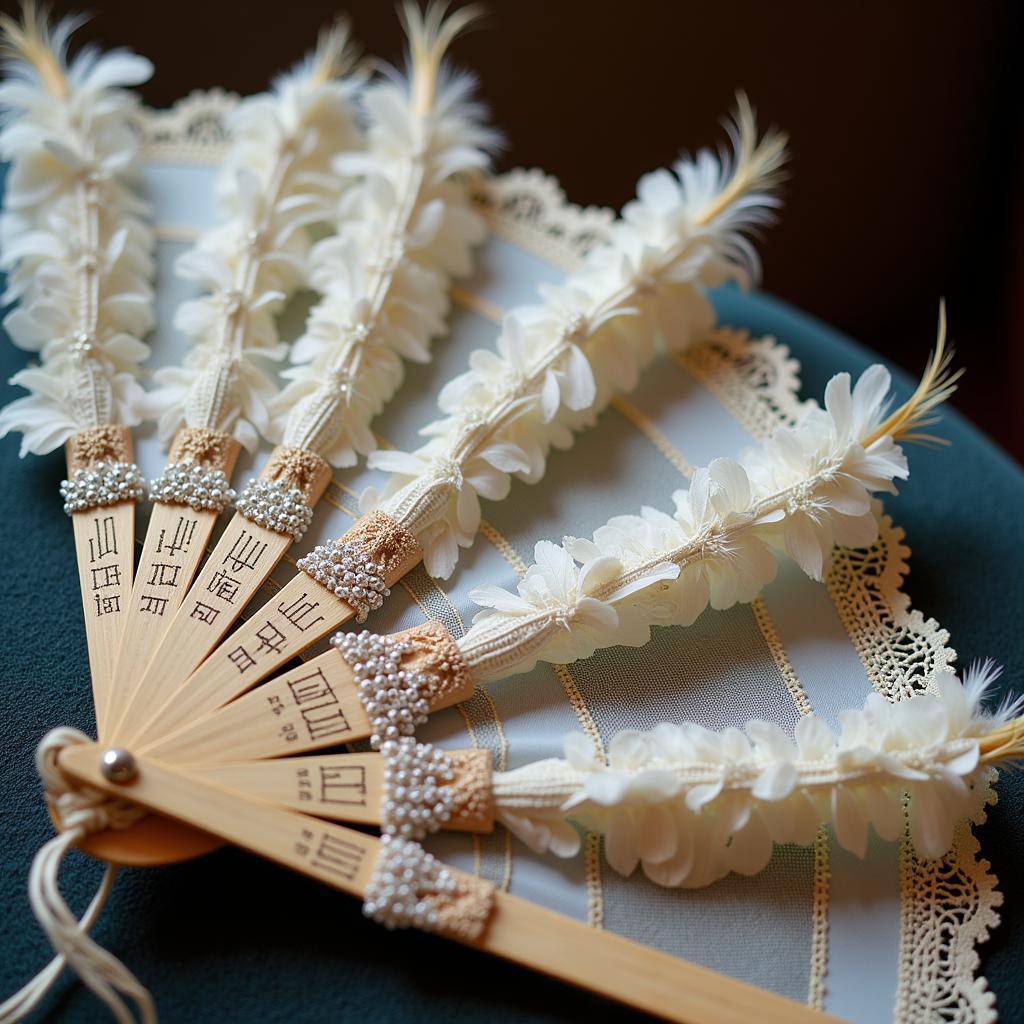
[3,0,1022,459]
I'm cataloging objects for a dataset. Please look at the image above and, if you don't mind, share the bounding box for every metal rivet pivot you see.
[100,747,137,784]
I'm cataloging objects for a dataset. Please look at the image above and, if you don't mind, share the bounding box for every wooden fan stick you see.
[122,510,423,747]
[139,621,461,762]
[107,428,241,735]
[58,744,833,1024]
[65,427,144,733]
[190,750,493,832]
[110,445,335,742]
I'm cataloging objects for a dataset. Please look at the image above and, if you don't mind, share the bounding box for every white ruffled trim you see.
[493,664,1017,889]
[142,28,362,452]
[0,21,155,456]
[460,365,908,678]
[362,102,786,578]
[269,31,497,466]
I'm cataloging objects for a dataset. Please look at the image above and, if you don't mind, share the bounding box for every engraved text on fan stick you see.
[59,745,832,1024]
[189,748,494,833]
[66,428,141,733]
[111,448,333,742]
[126,511,422,745]
[111,429,241,714]
[142,621,471,762]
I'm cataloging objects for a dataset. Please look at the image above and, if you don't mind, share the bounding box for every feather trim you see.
[269,3,497,467]
[142,21,363,452]
[493,665,1018,886]
[459,352,954,679]
[362,96,787,577]
[0,6,155,457]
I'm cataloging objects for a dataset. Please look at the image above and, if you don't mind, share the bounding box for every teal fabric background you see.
[2,275,1023,1021]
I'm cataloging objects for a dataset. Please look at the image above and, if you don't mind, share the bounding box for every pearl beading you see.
[60,461,146,515]
[299,541,391,623]
[331,631,437,748]
[362,836,467,933]
[149,459,236,513]
[235,477,314,540]
[380,737,455,840]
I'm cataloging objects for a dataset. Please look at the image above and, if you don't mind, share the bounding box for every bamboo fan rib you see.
[0,8,155,729]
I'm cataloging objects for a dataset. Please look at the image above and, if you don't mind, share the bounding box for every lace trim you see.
[810,826,831,1011]
[688,328,996,1019]
[827,513,999,1023]
[135,89,238,164]
[827,513,956,702]
[896,771,1001,1024]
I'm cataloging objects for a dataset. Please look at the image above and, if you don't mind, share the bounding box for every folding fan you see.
[0,9,1017,1024]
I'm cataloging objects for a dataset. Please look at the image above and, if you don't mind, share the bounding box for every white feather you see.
[269,5,497,468]
[142,21,363,451]
[0,10,154,456]
[364,97,787,577]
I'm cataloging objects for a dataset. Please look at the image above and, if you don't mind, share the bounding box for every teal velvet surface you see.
[2,276,1023,1021]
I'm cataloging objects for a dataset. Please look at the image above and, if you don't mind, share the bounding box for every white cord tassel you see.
[0,729,151,1024]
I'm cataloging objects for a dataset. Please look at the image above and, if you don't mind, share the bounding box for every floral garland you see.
[143,20,363,452]
[460,333,958,679]
[362,95,788,577]
[491,662,1023,888]
[269,4,498,468]
[0,10,155,456]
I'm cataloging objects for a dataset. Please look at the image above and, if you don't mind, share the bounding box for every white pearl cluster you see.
[380,737,455,840]
[149,459,236,513]
[235,478,314,540]
[60,462,146,515]
[299,541,390,623]
[362,835,462,933]
[331,631,436,748]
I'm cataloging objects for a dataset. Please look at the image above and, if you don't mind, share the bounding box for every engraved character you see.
[207,569,242,604]
[93,593,121,617]
[147,562,181,588]
[227,645,257,673]
[90,564,121,590]
[156,516,197,558]
[189,601,220,625]
[223,531,268,574]
[139,594,169,616]
[254,621,287,655]
[318,765,367,806]
[88,515,118,563]
[286,668,334,707]
[277,592,326,633]
[311,833,364,881]
[301,704,351,742]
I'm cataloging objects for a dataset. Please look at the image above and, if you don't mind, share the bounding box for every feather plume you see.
[493,665,1019,886]
[459,352,954,679]
[268,2,497,467]
[361,97,788,577]
[142,21,363,453]
[862,302,962,447]
[0,4,155,457]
